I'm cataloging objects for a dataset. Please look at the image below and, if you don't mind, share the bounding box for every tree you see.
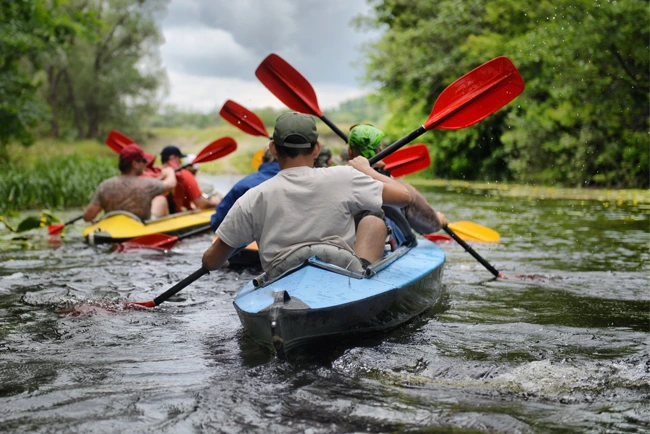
[358,0,649,188]
[0,0,84,160]
[43,0,169,140]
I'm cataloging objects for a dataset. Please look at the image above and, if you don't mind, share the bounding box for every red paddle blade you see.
[383,144,431,177]
[220,100,270,138]
[106,130,136,153]
[424,233,453,243]
[124,300,155,309]
[47,224,65,235]
[116,233,179,251]
[255,53,323,117]
[58,300,154,315]
[191,137,237,165]
[424,56,525,131]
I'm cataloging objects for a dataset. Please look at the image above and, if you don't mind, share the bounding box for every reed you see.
[0,154,118,213]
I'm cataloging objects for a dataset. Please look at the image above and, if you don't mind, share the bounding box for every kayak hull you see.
[83,210,213,244]
[233,238,445,357]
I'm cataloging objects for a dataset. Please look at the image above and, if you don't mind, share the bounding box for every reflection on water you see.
[1,184,648,433]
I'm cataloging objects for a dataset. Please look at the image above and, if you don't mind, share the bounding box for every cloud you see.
[160,0,382,111]
[161,27,257,78]
[164,70,367,112]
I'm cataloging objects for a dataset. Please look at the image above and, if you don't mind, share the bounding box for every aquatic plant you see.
[0,154,118,213]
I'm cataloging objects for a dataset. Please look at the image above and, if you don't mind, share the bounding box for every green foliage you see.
[0,154,118,213]
[42,0,169,140]
[359,0,649,188]
[0,211,58,233]
[328,94,387,125]
[149,105,223,129]
[0,0,85,157]
[254,107,286,127]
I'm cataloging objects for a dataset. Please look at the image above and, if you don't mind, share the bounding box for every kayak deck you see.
[233,238,445,357]
[83,209,213,244]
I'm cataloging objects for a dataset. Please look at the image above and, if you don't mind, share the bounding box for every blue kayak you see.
[233,238,445,357]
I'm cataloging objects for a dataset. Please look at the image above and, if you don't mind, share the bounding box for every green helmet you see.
[348,125,385,158]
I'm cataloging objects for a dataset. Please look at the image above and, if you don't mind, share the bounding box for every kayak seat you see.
[382,206,417,248]
[268,243,364,279]
[101,210,143,223]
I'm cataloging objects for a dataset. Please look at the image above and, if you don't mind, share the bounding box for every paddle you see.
[115,225,211,251]
[106,130,135,153]
[255,53,349,143]
[60,267,210,312]
[251,149,265,169]
[107,131,237,171]
[219,100,431,177]
[423,221,500,243]
[174,137,237,172]
[220,100,271,139]
[368,57,524,165]
[382,144,431,178]
[47,215,84,236]
[361,57,523,278]
[122,267,210,308]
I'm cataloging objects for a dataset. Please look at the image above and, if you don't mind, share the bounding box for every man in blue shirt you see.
[210,148,280,231]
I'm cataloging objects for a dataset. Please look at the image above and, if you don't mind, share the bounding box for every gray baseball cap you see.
[272,112,319,148]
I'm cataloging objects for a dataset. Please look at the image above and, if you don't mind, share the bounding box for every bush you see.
[0,154,118,213]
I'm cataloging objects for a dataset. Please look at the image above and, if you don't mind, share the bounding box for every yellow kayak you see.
[84,209,214,245]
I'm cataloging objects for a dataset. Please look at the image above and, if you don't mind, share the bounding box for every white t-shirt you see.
[216,165,383,271]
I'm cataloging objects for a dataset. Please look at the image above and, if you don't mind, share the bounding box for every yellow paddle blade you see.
[447,221,500,243]
[251,149,264,169]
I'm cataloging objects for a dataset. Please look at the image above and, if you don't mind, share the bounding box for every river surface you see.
[1,177,648,433]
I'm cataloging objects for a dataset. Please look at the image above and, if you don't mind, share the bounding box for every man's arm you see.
[83,203,102,222]
[348,156,411,207]
[192,195,221,210]
[159,167,177,192]
[202,238,237,271]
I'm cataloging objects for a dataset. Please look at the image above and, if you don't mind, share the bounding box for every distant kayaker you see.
[82,144,177,222]
[151,145,222,217]
[202,112,412,277]
[347,124,447,235]
[313,145,333,168]
[210,147,280,231]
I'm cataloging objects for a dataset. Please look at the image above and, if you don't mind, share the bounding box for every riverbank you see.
[2,130,648,217]
[408,179,650,204]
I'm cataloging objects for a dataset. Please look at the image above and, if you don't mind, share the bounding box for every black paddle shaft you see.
[443,226,501,278]
[153,267,209,306]
[151,245,247,306]
[320,115,349,143]
[64,216,84,226]
[369,126,427,165]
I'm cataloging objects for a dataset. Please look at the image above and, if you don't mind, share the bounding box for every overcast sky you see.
[159,0,383,112]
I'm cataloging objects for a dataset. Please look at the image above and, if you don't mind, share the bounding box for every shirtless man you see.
[83,144,176,222]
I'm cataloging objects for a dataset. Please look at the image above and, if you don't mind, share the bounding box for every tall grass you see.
[0,154,118,213]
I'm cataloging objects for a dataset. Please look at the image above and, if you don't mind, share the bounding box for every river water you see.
[1,179,648,433]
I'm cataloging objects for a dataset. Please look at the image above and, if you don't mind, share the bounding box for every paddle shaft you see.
[369,126,427,165]
[176,225,212,240]
[63,215,84,226]
[153,267,209,306]
[146,245,246,307]
[443,226,501,278]
[320,115,348,143]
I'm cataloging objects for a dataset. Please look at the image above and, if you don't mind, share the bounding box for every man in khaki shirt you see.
[83,144,177,222]
[202,112,412,275]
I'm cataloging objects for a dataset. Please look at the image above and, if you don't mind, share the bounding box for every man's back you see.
[91,176,164,221]
[216,165,382,271]
[210,161,280,231]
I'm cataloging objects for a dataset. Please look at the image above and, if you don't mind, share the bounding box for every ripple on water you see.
[1,191,649,433]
